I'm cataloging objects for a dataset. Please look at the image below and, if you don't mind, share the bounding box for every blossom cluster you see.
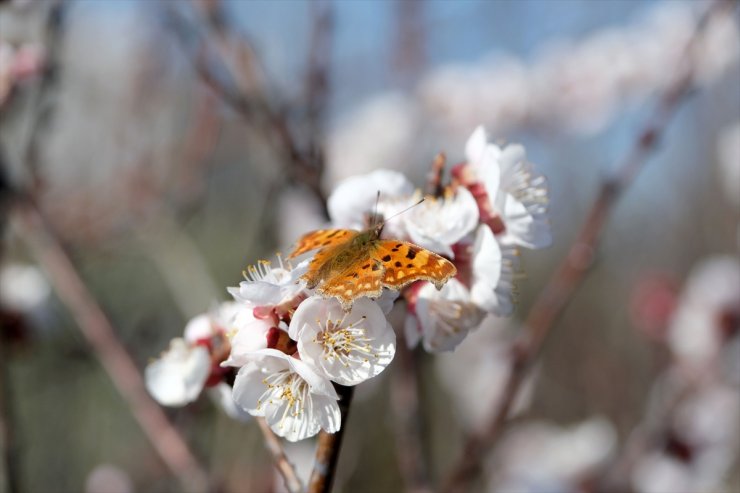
[146,126,551,441]
[327,4,738,183]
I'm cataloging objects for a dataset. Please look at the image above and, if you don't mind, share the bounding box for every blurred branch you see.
[390,344,433,493]
[440,2,730,491]
[164,0,330,216]
[9,197,209,493]
[304,0,334,171]
[308,385,354,493]
[256,418,303,493]
[137,208,221,319]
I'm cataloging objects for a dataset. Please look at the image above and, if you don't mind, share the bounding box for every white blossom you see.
[403,187,479,258]
[223,305,277,360]
[327,168,415,237]
[464,126,551,250]
[0,263,50,313]
[470,225,519,316]
[228,255,307,313]
[492,417,616,492]
[231,349,340,442]
[668,256,740,369]
[289,297,395,386]
[405,278,485,353]
[145,338,211,407]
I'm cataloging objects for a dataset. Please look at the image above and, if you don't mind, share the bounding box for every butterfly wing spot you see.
[376,240,456,290]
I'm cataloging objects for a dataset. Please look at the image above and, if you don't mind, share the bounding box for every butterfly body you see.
[289,226,456,310]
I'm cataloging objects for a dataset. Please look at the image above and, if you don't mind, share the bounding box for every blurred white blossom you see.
[145,338,211,407]
[0,263,50,313]
[668,256,740,370]
[491,417,617,492]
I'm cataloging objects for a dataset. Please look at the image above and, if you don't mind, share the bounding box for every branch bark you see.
[308,385,354,493]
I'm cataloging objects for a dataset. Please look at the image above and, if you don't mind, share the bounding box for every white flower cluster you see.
[146,126,550,441]
[419,3,739,137]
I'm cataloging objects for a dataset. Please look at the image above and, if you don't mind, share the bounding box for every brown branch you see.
[9,197,209,493]
[390,344,433,493]
[308,385,354,493]
[256,418,304,493]
[304,0,334,174]
[439,3,728,491]
[164,1,330,215]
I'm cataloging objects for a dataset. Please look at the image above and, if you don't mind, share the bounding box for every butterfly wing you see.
[288,229,355,258]
[375,240,456,290]
[316,259,384,310]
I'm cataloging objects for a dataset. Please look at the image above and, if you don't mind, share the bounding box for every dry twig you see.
[256,418,304,493]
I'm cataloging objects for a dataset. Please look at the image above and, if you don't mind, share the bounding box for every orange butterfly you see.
[288,225,457,310]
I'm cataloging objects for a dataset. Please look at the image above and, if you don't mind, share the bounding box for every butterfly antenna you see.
[382,198,425,225]
[372,191,381,227]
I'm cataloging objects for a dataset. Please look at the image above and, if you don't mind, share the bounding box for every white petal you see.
[288,356,340,400]
[183,314,213,342]
[314,394,342,434]
[292,297,396,386]
[465,125,488,163]
[470,225,518,316]
[414,279,485,352]
[404,187,480,257]
[208,383,251,421]
[145,340,210,407]
[327,169,414,229]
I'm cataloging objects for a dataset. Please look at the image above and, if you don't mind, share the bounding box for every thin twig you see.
[390,344,433,493]
[164,1,330,214]
[256,418,304,493]
[308,385,354,493]
[10,197,209,493]
[304,0,334,177]
[440,3,727,491]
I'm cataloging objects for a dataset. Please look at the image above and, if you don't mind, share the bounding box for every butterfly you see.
[288,224,457,310]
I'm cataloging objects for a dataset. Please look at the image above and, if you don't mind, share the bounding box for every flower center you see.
[242,254,291,284]
[314,315,380,366]
[258,369,309,431]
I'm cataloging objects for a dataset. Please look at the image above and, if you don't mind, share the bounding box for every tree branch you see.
[439,2,729,491]
[9,197,209,493]
[256,418,304,493]
[308,385,354,493]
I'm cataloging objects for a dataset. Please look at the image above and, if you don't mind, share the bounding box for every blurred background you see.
[0,0,738,492]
